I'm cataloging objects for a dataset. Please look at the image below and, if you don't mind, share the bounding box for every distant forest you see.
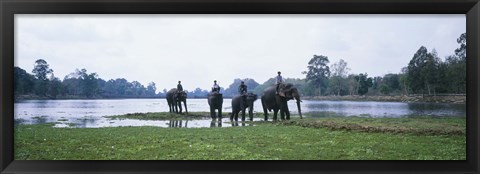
[14,33,466,99]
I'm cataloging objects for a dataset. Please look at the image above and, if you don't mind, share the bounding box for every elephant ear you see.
[278,83,293,98]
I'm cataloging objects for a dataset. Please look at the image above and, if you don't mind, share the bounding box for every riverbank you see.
[303,95,466,103]
[15,112,466,160]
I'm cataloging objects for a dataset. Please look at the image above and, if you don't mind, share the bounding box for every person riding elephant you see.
[261,83,302,121]
[166,88,188,114]
[212,80,221,93]
[275,71,284,96]
[231,92,257,121]
[177,81,183,92]
[238,81,247,95]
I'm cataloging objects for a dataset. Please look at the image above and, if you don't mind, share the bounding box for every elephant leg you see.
[173,102,177,113]
[241,108,246,121]
[210,107,216,120]
[218,107,223,119]
[210,120,215,128]
[248,104,254,121]
[178,101,183,114]
[280,106,285,120]
[184,101,188,115]
[261,98,269,121]
[235,111,239,121]
[284,101,291,120]
[273,109,279,121]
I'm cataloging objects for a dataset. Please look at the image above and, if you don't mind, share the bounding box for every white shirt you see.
[276,75,284,84]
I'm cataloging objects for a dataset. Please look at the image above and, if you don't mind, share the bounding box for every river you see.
[14,99,466,128]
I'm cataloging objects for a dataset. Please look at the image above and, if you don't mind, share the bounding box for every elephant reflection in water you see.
[230,121,246,127]
[210,120,223,128]
[168,120,188,128]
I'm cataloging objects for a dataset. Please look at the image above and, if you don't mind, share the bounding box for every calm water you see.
[14,99,466,128]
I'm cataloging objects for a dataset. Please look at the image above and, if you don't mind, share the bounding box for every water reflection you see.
[168,120,188,128]
[230,121,246,127]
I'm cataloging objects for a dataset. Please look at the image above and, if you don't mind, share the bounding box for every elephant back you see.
[245,92,258,101]
[167,88,178,95]
[208,92,223,98]
[177,90,187,100]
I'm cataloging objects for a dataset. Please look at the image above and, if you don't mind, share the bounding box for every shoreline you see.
[303,95,466,104]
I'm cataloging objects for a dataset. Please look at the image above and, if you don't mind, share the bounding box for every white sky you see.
[15,14,465,92]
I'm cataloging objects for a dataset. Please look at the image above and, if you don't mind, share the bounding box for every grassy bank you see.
[15,112,465,160]
[303,95,466,103]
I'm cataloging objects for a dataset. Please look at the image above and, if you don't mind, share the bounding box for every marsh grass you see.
[14,112,466,160]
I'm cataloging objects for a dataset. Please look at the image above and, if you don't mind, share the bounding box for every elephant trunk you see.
[184,100,188,115]
[294,94,302,119]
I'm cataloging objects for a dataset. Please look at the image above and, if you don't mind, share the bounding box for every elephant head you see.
[176,90,187,101]
[244,92,258,104]
[278,84,302,119]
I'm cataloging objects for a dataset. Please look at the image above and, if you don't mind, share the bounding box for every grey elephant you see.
[166,88,188,114]
[207,92,223,120]
[230,92,258,121]
[261,83,302,121]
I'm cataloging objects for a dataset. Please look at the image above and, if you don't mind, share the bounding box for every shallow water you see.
[14,99,465,128]
[52,117,262,128]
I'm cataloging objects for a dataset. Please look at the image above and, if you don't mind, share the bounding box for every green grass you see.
[15,114,466,160]
[258,115,466,136]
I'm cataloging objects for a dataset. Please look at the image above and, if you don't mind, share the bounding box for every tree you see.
[14,67,36,95]
[32,59,53,96]
[329,59,350,95]
[399,67,410,95]
[455,33,466,61]
[302,55,330,96]
[355,73,373,95]
[75,69,99,98]
[383,74,401,92]
[445,33,466,94]
[347,74,359,95]
[379,84,391,95]
[32,59,53,81]
[146,82,157,97]
[48,77,63,98]
[407,46,428,94]
[422,49,442,95]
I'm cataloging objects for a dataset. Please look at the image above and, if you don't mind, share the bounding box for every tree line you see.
[299,32,466,96]
[14,33,466,99]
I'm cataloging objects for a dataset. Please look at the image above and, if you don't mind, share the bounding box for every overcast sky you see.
[15,14,465,92]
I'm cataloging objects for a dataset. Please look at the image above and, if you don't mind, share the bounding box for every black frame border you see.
[1,0,479,174]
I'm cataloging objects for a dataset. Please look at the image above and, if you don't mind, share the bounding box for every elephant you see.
[166,88,188,114]
[230,92,258,121]
[261,83,302,121]
[207,91,223,120]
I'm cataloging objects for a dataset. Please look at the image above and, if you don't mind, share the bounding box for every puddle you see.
[49,117,263,128]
